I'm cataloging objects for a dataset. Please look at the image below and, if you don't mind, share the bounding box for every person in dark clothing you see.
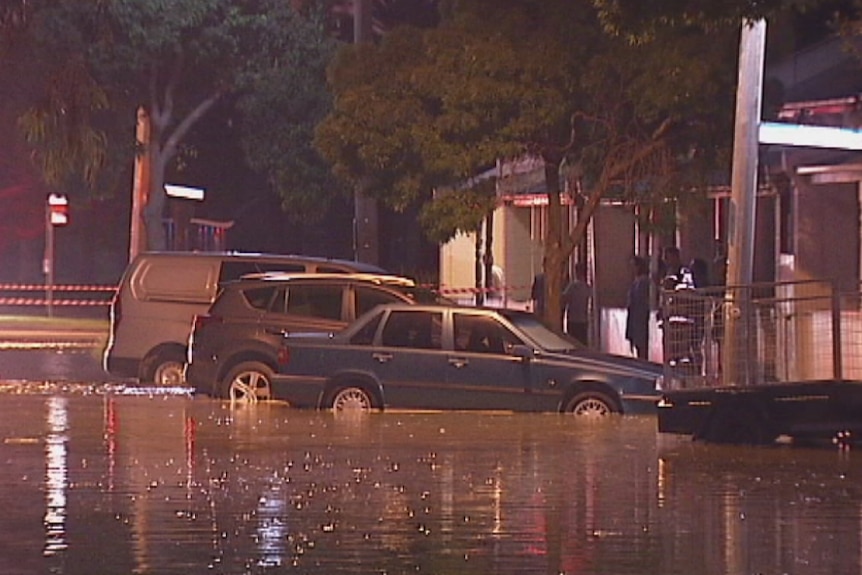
[661,246,693,289]
[626,256,651,360]
[562,263,591,346]
[531,264,545,318]
[689,257,710,289]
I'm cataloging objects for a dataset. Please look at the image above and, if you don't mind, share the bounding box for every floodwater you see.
[0,387,861,575]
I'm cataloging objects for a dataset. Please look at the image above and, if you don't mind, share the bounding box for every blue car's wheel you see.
[330,386,373,412]
[564,391,617,417]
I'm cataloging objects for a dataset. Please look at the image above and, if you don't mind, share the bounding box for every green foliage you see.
[316,26,444,211]
[419,181,497,244]
[592,0,829,40]
[17,57,109,191]
[234,3,340,220]
[3,0,339,246]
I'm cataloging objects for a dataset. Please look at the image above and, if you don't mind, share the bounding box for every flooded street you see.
[0,386,860,574]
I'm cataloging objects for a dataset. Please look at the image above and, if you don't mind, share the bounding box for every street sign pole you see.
[44,194,69,318]
[44,203,54,317]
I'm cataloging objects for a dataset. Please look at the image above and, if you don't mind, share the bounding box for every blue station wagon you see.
[195,304,664,417]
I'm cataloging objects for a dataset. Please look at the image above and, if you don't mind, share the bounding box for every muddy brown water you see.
[0,387,860,575]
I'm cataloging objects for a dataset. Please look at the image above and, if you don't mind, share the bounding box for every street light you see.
[165,184,205,201]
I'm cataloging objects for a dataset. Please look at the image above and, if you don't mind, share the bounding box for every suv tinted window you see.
[355,285,407,317]
[286,284,343,320]
[242,286,280,311]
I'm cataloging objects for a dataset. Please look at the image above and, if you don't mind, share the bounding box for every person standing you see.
[530,265,545,317]
[661,245,693,289]
[562,263,591,346]
[626,256,651,360]
[658,246,696,374]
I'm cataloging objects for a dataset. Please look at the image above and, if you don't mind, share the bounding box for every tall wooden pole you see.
[723,19,766,386]
[130,106,151,262]
[353,0,380,265]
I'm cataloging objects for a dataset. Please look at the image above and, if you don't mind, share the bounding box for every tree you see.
[593,0,831,36]
[318,0,740,329]
[9,0,337,251]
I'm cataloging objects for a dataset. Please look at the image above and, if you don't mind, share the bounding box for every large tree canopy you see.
[318,0,741,328]
[9,0,338,251]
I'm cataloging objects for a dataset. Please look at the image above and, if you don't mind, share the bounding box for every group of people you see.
[529,245,725,366]
[627,245,726,370]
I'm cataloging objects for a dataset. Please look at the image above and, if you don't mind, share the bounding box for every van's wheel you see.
[330,386,373,412]
[220,362,273,404]
[564,391,617,418]
[144,351,186,386]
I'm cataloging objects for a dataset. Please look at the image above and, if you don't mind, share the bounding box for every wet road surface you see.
[0,347,120,383]
[0,384,861,575]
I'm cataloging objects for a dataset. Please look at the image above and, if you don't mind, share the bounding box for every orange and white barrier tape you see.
[0,284,116,292]
[0,282,532,306]
[0,298,111,306]
[0,284,116,307]
[435,284,531,296]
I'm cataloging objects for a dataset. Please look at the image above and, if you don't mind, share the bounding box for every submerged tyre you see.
[564,391,617,418]
[141,348,187,386]
[220,361,273,404]
[152,357,186,386]
[330,386,374,412]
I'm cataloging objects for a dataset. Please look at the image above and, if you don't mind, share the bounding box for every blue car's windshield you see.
[508,314,577,352]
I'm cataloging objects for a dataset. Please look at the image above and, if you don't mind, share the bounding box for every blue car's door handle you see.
[448,357,469,368]
[372,352,393,363]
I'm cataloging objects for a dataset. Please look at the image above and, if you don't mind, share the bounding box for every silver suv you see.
[185,273,444,399]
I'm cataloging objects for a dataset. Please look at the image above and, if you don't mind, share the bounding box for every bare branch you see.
[161,90,223,160]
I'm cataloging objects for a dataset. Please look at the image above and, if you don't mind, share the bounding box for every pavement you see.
[0,321,108,350]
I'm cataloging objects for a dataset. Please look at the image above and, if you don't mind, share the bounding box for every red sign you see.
[48,193,69,226]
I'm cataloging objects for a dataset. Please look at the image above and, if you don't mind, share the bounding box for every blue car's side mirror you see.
[511,345,535,361]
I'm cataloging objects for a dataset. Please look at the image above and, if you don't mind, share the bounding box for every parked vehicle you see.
[193,303,663,416]
[185,273,445,395]
[103,251,388,385]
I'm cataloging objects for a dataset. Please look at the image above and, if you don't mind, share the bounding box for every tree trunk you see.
[144,147,167,251]
[542,155,567,332]
[483,210,494,296]
[474,230,484,306]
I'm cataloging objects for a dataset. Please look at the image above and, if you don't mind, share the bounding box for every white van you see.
[102,251,388,385]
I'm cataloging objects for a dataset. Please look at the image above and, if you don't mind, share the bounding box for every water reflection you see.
[44,396,68,557]
[0,392,860,574]
[657,441,862,575]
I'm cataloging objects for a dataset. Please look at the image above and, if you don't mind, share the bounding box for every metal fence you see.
[659,279,862,390]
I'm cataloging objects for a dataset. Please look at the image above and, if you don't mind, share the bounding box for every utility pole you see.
[130,106,151,262]
[723,19,766,386]
[353,0,380,265]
